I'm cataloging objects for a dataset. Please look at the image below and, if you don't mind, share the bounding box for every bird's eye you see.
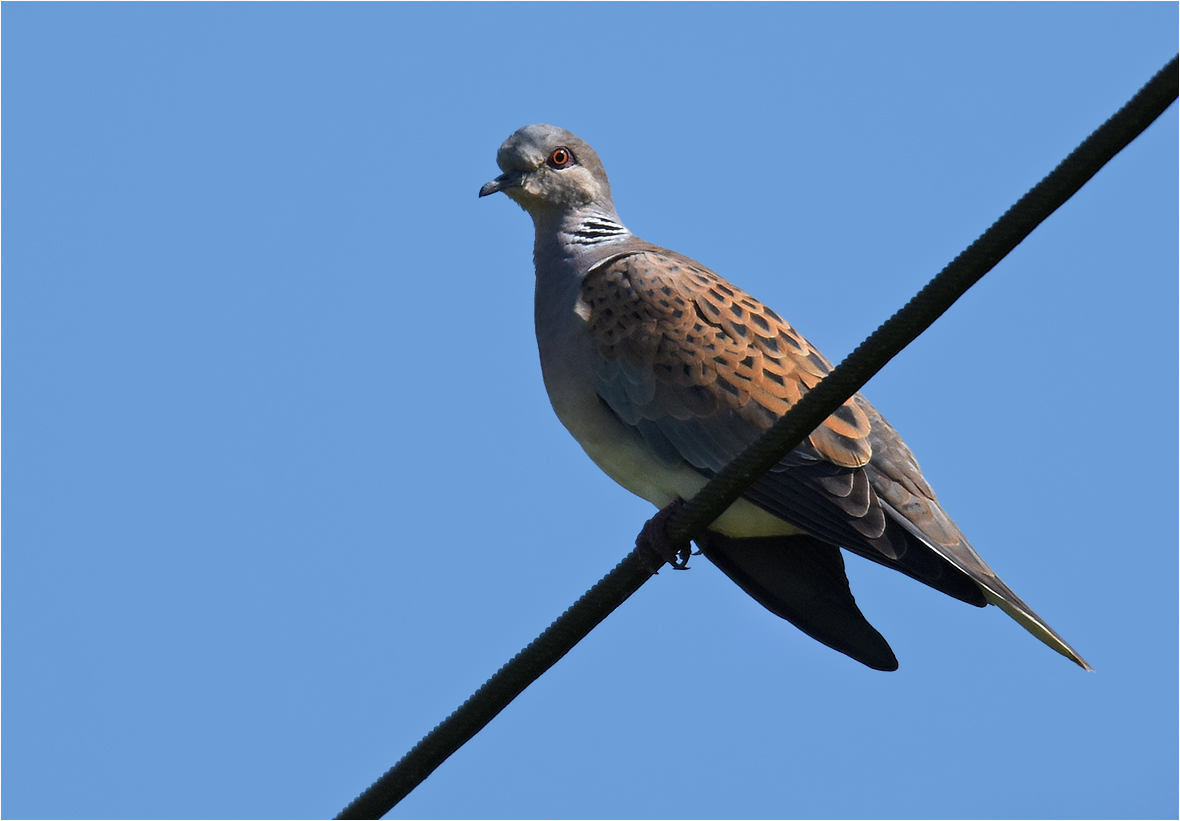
[549,147,573,168]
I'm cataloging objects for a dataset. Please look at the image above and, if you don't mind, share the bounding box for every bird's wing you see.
[580,247,1091,670]
[581,248,873,468]
[581,247,927,562]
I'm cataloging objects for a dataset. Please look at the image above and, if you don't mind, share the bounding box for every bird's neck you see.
[532,207,635,276]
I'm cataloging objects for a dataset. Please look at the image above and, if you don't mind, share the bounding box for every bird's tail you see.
[977,577,1093,671]
[697,532,900,671]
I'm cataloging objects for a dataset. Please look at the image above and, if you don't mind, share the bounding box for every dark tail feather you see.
[697,533,899,672]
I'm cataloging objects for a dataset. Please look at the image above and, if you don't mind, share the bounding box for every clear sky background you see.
[3,4,1177,819]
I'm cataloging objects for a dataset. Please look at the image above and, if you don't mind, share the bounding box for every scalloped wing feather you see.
[581,249,873,470]
[578,247,1090,669]
[582,249,989,598]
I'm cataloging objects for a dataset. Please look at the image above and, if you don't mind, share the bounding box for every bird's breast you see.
[533,272,801,538]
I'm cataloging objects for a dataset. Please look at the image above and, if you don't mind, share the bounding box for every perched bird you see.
[480,123,1089,672]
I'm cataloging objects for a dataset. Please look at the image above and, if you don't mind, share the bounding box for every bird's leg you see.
[636,499,693,572]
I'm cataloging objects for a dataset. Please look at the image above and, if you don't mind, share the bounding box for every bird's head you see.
[479,124,615,219]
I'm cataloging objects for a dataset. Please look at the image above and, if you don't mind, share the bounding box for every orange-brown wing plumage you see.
[580,247,1094,669]
[581,249,872,466]
[580,247,984,599]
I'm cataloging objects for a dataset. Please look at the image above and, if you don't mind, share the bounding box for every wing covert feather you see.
[579,248,992,607]
[581,250,873,470]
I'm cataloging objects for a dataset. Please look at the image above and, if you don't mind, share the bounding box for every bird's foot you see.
[636,499,692,572]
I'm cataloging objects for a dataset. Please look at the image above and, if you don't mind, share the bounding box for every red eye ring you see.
[549,147,572,168]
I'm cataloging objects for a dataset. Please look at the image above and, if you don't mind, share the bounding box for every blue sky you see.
[3,4,1176,819]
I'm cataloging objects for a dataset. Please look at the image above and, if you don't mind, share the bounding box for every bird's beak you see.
[479,171,523,198]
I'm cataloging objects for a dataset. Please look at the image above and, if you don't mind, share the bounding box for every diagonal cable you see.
[668,56,1178,543]
[337,55,1177,820]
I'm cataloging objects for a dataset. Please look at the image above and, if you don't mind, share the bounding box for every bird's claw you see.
[636,499,692,572]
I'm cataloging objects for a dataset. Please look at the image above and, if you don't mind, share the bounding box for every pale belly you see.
[540,342,803,539]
